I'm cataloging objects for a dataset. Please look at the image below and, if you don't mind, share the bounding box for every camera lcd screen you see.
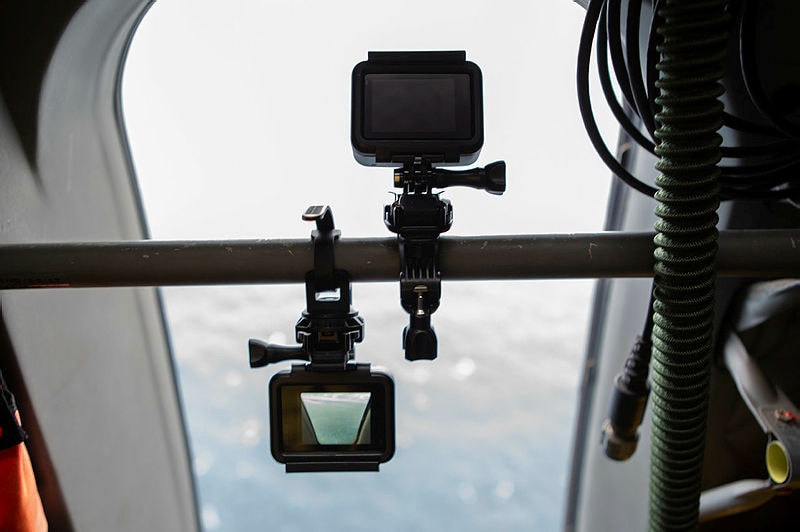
[363,74,472,140]
[299,392,371,444]
[281,387,381,449]
[351,51,484,166]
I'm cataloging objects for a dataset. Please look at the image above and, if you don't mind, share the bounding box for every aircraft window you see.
[122,1,615,529]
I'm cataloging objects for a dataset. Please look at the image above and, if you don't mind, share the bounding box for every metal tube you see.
[0,230,798,289]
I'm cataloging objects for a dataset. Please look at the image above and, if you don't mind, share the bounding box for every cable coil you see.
[578,0,800,201]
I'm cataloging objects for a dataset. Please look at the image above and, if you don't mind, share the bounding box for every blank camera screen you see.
[364,73,472,139]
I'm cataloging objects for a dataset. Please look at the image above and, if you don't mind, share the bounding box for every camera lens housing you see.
[351,51,483,167]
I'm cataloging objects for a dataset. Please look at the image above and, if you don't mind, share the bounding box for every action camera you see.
[269,364,395,472]
[351,50,484,166]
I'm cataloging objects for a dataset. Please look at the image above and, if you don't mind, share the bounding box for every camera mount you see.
[249,205,363,370]
[385,158,506,361]
[352,50,506,361]
[249,206,395,472]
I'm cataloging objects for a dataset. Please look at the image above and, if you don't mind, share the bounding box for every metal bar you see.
[0,230,798,289]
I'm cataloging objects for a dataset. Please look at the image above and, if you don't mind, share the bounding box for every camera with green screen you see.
[269,364,394,472]
[249,206,395,472]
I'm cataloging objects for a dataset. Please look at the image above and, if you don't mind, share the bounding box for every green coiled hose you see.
[649,0,728,530]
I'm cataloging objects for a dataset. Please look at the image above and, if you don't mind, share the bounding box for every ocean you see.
[162,280,594,530]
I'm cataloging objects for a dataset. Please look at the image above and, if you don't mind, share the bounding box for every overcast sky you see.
[123,0,615,241]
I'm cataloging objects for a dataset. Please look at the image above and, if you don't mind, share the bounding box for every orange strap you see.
[1,370,48,531]
[0,428,48,532]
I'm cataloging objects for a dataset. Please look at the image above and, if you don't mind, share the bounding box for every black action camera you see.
[351,51,504,362]
[351,51,484,167]
[269,364,395,472]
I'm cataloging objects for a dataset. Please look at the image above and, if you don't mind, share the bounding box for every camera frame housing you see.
[351,51,484,167]
[269,363,395,472]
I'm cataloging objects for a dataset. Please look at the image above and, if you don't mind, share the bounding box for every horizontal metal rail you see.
[0,230,798,289]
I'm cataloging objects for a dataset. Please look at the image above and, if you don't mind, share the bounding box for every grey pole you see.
[0,230,798,289]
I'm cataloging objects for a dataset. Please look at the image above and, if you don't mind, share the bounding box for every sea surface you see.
[122,2,617,530]
[161,280,594,531]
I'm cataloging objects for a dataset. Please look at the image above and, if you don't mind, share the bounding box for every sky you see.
[121,1,619,530]
[123,0,616,241]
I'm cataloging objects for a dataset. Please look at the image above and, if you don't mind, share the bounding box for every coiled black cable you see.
[577,0,658,196]
[578,0,800,201]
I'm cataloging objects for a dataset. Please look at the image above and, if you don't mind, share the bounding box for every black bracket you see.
[385,159,505,360]
[385,160,454,361]
[302,205,340,292]
[249,205,363,370]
